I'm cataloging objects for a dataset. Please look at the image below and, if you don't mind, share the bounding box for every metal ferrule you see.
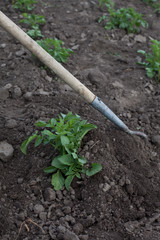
[91,96,130,133]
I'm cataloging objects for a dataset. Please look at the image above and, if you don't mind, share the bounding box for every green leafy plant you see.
[26,26,44,39]
[20,13,46,27]
[36,38,73,63]
[19,13,45,39]
[98,0,148,34]
[137,39,160,81]
[138,40,160,81]
[99,0,114,7]
[13,0,37,12]
[20,112,102,190]
[142,0,160,14]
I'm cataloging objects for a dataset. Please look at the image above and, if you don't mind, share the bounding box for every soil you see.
[0,0,160,239]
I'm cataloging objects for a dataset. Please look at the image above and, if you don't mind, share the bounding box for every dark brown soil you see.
[0,0,160,240]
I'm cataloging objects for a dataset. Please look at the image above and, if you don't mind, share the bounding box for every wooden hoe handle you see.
[0,11,96,103]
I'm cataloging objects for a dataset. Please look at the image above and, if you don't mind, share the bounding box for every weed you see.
[20,112,102,190]
[98,0,148,34]
[137,39,160,81]
[36,38,73,63]
[13,0,37,12]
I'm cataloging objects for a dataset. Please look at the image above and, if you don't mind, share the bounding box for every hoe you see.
[0,11,147,141]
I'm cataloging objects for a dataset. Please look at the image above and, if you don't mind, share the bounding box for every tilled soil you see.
[0,0,160,239]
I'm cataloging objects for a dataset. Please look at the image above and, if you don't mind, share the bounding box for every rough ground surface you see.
[0,0,160,239]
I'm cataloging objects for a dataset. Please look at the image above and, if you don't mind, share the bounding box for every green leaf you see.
[78,157,87,165]
[58,154,74,166]
[137,50,146,55]
[20,133,38,154]
[51,156,67,169]
[44,166,57,173]
[60,136,70,146]
[34,135,42,147]
[35,121,47,127]
[86,163,102,176]
[65,175,74,190]
[52,170,65,190]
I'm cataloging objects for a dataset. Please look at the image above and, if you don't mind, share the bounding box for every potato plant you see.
[21,112,102,190]
[13,0,37,12]
[138,39,160,81]
[99,0,148,33]
[36,38,73,63]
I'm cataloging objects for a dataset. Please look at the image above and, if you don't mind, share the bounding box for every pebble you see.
[0,43,6,48]
[45,75,52,82]
[15,48,25,57]
[13,86,22,98]
[151,135,160,146]
[56,190,63,200]
[17,178,23,184]
[79,235,89,240]
[5,119,18,129]
[103,183,111,192]
[23,92,33,101]
[0,141,14,162]
[73,223,84,234]
[39,211,47,222]
[34,204,45,214]
[44,188,56,202]
[134,35,146,43]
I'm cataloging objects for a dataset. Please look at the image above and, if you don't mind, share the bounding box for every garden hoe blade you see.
[0,11,147,141]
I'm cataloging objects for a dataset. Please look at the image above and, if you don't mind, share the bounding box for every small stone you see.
[79,235,89,240]
[15,48,25,56]
[17,212,26,221]
[0,141,14,162]
[45,75,52,82]
[103,183,111,192]
[39,212,47,222]
[5,119,18,129]
[13,86,22,98]
[44,188,56,201]
[23,92,33,101]
[56,190,63,200]
[64,229,80,240]
[134,35,146,43]
[73,223,83,234]
[17,178,23,184]
[34,204,45,214]
[0,43,6,48]
[63,206,71,214]
[151,135,160,146]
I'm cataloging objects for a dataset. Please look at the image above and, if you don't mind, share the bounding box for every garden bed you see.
[0,0,160,239]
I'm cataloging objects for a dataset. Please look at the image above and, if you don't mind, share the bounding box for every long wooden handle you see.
[0,11,95,103]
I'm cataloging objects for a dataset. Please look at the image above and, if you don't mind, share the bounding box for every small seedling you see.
[137,39,160,81]
[20,13,46,27]
[99,0,114,7]
[36,38,73,63]
[20,112,102,190]
[13,0,37,12]
[26,26,44,39]
[98,0,148,34]
[19,13,45,39]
